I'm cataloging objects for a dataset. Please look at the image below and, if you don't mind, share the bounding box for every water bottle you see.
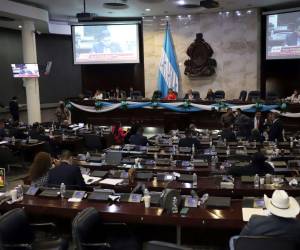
[154,152,158,161]
[254,174,259,188]
[11,136,16,145]
[212,144,216,152]
[170,154,173,161]
[290,137,294,149]
[60,183,66,198]
[215,155,218,164]
[253,140,257,148]
[146,142,149,153]
[226,145,230,156]
[224,138,227,146]
[16,185,23,200]
[192,173,197,187]
[86,151,91,161]
[211,156,216,167]
[192,144,195,155]
[173,145,176,155]
[171,196,178,214]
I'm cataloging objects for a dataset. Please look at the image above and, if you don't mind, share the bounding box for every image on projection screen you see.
[266,11,300,59]
[11,64,40,78]
[72,24,140,64]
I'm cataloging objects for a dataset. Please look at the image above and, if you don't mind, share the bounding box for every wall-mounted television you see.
[72,23,140,64]
[266,10,300,59]
[11,64,40,78]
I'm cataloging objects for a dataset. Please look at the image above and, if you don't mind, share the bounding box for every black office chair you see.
[0,208,68,250]
[239,90,247,102]
[152,90,162,99]
[234,236,297,250]
[72,207,139,250]
[131,91,143,100]
[266,92,279,101]
[143,241,192,250]
[192,91,200,99]
[247,91,261,102]
[214,90,225,100]
[84,134,102,152]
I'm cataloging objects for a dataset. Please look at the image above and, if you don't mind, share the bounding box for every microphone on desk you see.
[190,190,199,200]
[131,183,142,194]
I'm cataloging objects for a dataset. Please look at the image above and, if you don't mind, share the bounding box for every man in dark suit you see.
[221,123,236,142]
[227,152,274,177]
[129,126,148,146]
[47,150,86,189]
[230,190,300,249]
[269,112,283,142]
[178,129,201,149]
[9,96,19,122]
[252,111,264,132]
[234,108,251,138]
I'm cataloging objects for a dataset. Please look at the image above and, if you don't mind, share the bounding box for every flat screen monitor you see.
[72,23,140,64]
[11,64,40,78]
[266,11,300,59]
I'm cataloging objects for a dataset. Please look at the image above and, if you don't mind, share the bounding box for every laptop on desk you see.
[105,151,122,165]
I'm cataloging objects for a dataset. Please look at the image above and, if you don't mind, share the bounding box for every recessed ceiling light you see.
[145,8,151,12]
[177,0,185,5]
[165,15,169,18]
[236,10,241,16]
[187,15,191,18]
[247,10,252,14]
[178,15,182,18]
[18,25,22,28]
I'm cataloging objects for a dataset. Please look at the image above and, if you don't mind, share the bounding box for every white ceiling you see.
[10,0,300,21]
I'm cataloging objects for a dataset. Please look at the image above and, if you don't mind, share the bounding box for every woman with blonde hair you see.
[28,152,52,186]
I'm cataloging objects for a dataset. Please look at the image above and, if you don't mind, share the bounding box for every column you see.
[21,20,41,124]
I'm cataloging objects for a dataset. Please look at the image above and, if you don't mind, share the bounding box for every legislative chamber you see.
[1,0,300,250]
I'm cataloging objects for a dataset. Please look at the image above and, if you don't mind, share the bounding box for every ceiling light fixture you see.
[177,0,185,5]
[235,10,241,16]
[145,8,151,12]
[18,25,22,28]
[247,10,252,14]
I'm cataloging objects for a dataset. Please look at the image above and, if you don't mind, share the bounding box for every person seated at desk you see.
[9,121,27,139]
[269,112,284,142]
[206,88,215,101]
[29,122,49,141]
[178,129,201,149]
[0,119,8,139]
[285,89,300,103]
[47,150,86,189]
[184,89,196,100]
[112,122,127,145]
[124,123,141,144]
[93,89,103,100]
[229,190,300,250]
[249,128,264,143]
[221,123,236,142]
[55,101,70,124]
[129,126,148,146]
[166,88,177,100]
[9,96,19,122]
[28,152,52,187]
[228,151,274,176]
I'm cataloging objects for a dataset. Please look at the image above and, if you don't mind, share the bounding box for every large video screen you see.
[266,11,300,59]
[11,64,40,78]
[72,24,140,64]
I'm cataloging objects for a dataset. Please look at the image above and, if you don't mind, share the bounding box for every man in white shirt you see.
[286,89,300,103]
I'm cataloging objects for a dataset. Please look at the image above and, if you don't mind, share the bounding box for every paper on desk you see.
[99,178,124,186]
[82,174,101,185]
[0,141,8,145]
[242,208,268,222]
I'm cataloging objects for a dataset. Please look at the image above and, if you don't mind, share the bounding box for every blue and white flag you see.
[158,23,180,97]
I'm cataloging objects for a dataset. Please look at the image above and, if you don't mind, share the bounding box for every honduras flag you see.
[158,23,180,97]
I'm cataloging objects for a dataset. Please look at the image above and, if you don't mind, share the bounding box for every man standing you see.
[252,111,264,132]
[234,108,251,138]
[269,112,283,142]
[9,96,19,122]
[220,108,235,127]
